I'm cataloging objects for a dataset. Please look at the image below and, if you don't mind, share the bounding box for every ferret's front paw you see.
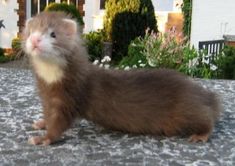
[32,119,46,130]
[28,136,51,146]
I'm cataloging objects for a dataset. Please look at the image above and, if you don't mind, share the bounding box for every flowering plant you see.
[118,28,219,78]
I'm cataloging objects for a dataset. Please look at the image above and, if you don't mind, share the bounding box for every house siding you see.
[0,1,18,48]
[190,0,235,49]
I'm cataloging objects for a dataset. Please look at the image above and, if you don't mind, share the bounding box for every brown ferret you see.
[22,12,222,145]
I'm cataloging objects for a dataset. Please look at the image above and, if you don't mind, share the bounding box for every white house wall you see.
[190,0,235,49]
[83,0,104,33]
[0,1,18,48]
[83,0,182,33]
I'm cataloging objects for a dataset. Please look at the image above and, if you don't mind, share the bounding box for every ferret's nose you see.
[30,35,41,47]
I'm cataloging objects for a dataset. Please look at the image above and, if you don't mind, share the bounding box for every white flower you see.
[189,57,198,67]
[131,43,136,46]
[132,65,137,68]
[139,63,146,67]
[147,59,156,67]
[93,60,99,65]
[101,56,111,63]
[202,56,210,64]
[104,64,110,69]
[138,60,142,63]
[124,66,130,71]
[210,64,218,71]
[99,64,103,68]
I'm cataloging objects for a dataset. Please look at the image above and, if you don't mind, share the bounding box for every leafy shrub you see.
[104,0,140,41]
[188,50,218,79]
[45,3,84,25]
[119,29,195,71]
[119,29,217,78]
[104,0,157,62]
[0,56,10,63]
[11,37,21,50]
[0,47,4,56]
[83,30,105,61]
[119,37,149,69]
[217,46,235,79]
[0,48,11,63]
[10,37,25,58]
[181,0,192,38]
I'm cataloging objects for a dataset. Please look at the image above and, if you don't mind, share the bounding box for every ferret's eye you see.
[50,32,56,38]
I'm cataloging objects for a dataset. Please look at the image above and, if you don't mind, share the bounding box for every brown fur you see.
[22,12,222,145]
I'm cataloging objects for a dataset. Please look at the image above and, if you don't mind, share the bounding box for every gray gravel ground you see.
[0,66,234,166]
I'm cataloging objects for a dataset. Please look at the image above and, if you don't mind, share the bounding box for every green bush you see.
[182,0,192,38]
[104,0,157,62]
[119,30,195,71]
[217,46,235,79]
[0,56,11,63]
[0,47,4,56]
[118,29,217,78]
[83,30,105,61]
[185,50,217,79]
[119,37,149,69]
[45,3,84,25]
[11,37,24,58]
[0,48,11,63]
[11,37,21,51]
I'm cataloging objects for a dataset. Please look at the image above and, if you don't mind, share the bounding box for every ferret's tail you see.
[209,92,223,121]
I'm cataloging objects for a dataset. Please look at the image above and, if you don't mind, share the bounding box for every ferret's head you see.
[22,12,79,67]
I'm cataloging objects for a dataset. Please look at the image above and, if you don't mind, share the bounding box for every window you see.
[100,0,106,10]
[31,0,38,16]
[69,0,79,6]
[31,0,55,16]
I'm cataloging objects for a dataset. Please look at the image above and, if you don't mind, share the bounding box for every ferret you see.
[22,12,222,145]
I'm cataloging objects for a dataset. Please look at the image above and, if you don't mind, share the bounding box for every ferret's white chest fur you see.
[32,58,64,84]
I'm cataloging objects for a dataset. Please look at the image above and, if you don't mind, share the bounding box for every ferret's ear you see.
[25,18,33,28]
[24,18,33,36]
[62,19,77,36]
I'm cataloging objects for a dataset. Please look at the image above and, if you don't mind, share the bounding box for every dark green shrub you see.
[217,46,235,79]
[11,37,21,51]
[11,37,25,58]
[119,37,149,69]
[104,0,158,62]
[118,30,215,78]
[0,56,10,63]
[186,50,217,79]
[0,47,4,57]
[182,0,192,38]
[45,3,84,25]
[83,30,105,61]
[0,48,11,63]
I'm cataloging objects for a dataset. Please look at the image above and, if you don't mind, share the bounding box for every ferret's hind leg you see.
[188,133,210,143]
[187,119,213,143]
[32,119,46,130]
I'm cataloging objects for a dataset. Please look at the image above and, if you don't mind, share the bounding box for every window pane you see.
[100,0,106,9]
[40,0,47,11]
[70,0,76,6]
[31,0,38,16]
[49,0,55,4]
[61,0,67,3]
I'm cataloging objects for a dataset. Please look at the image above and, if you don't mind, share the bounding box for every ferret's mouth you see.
[31,46,42,55]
